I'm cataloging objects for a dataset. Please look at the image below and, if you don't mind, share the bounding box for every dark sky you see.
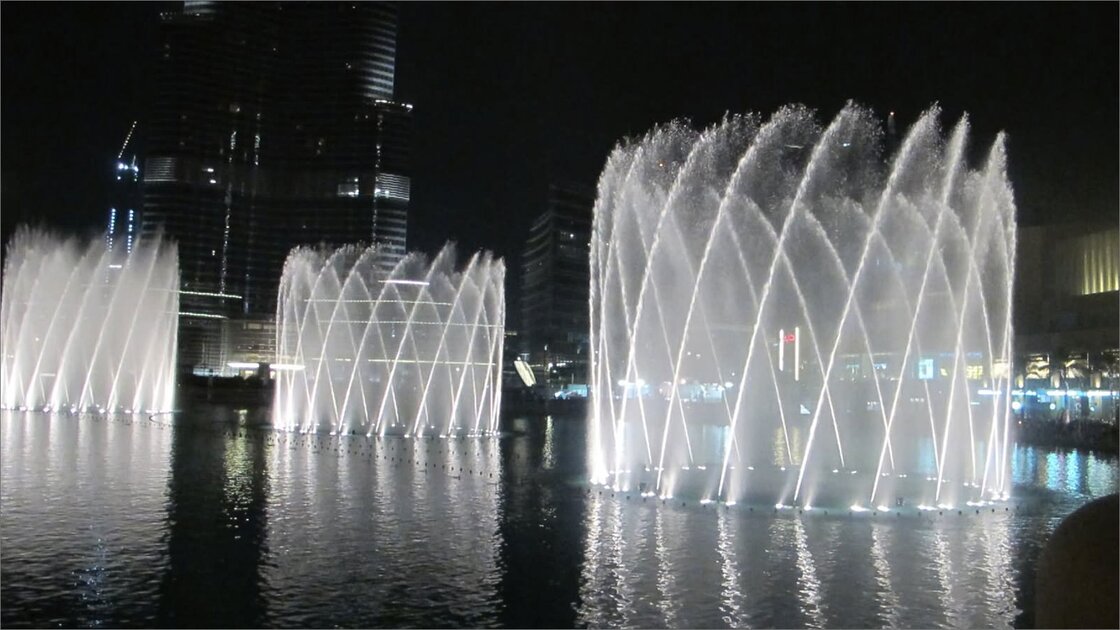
[3,2,1118,264]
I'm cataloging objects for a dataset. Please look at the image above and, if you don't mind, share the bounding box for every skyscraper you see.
[141,1,411,374]
[521,183,594,395]
[107,122,141,256]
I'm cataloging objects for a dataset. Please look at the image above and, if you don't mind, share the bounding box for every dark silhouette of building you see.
[141,1,411,374]
[521,183,594,396]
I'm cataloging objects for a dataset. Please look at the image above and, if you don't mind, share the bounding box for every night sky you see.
[3,2,1117,264]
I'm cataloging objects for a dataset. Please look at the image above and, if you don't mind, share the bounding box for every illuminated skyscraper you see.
[141,1,411,374]
[107,121,141,255]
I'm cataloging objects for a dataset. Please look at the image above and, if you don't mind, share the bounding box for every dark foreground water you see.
[2,404,1116,628]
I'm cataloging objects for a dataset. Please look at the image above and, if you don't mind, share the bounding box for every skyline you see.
[3,3,1117,263]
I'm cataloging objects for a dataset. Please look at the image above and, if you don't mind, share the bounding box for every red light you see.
[784,333,796,343]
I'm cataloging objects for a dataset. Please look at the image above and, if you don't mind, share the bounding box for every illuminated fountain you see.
[589,104,1016,509]
[1,227,179,413]
[272,243,505,435]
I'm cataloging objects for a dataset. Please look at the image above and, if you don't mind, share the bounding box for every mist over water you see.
[589,104,1016,510]
[271,243,505,437]
[1,228,179,414]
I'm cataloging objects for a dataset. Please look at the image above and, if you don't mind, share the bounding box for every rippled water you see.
[2,405,1116,628]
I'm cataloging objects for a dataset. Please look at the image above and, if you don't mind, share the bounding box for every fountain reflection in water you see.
[589,104,1016,508]
[1,228,179,414]
[272,243,505,436]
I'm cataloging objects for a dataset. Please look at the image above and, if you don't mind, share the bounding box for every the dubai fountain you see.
[1,228,179,414]
[589,104,1016,510]
[272,243,505,436]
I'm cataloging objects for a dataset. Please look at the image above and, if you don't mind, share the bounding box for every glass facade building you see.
[140,1,411,374]
[521,183,594,395]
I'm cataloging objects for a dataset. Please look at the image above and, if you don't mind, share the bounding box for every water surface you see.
[1,406,1115,628]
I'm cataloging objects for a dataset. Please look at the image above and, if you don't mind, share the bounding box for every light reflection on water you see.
[1,408,1116,628]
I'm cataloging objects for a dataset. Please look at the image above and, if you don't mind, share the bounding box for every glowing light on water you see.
[272,243,504,435]
[1,228,179,413]
[588,104,1015,507]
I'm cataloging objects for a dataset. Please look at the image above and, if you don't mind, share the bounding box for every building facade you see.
[1015,223,1119,422]
[521,183,594,397]
[107,122,142,255]
[140,1,411,375]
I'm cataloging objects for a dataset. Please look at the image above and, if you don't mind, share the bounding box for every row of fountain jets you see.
[1,103,1015,508]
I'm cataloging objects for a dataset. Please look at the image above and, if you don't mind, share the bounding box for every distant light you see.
[179,311,227,319]
[381,279,429,286]
[1011,401,1022,411]
[513,357,536,387]
[227,361,259,369]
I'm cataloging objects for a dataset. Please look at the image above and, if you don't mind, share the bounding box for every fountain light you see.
[271,243,504,437]
[587,105,1016,508]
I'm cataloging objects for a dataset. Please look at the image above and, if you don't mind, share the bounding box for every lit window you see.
[337,179,360,197]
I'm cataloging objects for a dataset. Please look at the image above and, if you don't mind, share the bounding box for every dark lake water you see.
[2,403,1116,628]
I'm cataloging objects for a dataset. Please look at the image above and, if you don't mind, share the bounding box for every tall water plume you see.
[589,104,1016,509]
[1,228,179,413]
[272,243,505,435]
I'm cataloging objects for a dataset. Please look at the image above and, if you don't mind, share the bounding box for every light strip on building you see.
[179,290,243,300]
[380,279,429,286]
[179,311,227,319]
[778,328,785,372]
[794,326,800,382]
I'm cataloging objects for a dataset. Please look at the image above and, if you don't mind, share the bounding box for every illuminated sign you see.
[917,358,934,380]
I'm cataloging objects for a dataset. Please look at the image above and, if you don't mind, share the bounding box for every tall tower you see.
[141,1,411,375]
[107,121,141,255]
